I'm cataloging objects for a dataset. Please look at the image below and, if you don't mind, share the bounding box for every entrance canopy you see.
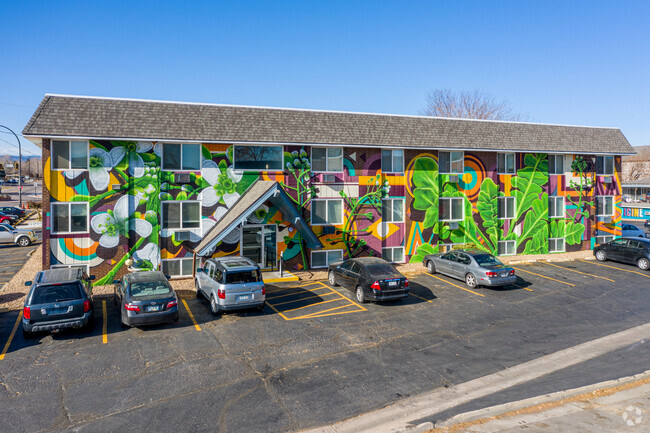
[194,180,322,257]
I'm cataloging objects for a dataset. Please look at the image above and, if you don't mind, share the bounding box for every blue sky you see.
[1,0,648,156]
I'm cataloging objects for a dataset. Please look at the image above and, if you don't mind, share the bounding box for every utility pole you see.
[0,125,23,207]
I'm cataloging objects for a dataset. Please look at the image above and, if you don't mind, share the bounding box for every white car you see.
[0,224,38,246]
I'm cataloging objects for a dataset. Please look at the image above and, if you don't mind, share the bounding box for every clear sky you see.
[1,0,648,157]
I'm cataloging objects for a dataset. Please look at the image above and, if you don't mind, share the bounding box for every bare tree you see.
[421,89,526,121]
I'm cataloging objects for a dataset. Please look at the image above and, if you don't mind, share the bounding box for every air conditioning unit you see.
[603,176,612,184]
[112,184,121,190]
[175,173,192,184]
[175,231,192,241]
[321,174,336,183]
[448,175,459,183]
[602,216,612,224]
[448,221,459,230]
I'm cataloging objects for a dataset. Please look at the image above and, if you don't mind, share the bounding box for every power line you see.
[0,137,40,156]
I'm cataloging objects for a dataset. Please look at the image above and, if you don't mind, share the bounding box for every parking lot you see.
[1,258,649,432]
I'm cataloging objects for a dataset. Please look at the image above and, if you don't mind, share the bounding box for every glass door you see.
[263,224,277,268]
[241,224,277,268]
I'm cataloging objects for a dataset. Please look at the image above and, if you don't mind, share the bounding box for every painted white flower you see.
[109,141,153,178]
[199,160,242,208]
[65,148,113,191]
[132,242,160,271]
[91,195,153,248]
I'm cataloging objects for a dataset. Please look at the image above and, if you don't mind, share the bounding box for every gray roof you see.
[23,94,634,155]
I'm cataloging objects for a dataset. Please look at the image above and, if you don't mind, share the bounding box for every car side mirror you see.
[112,279,119,284]
[24,281,32,286]
[196,268,202,273]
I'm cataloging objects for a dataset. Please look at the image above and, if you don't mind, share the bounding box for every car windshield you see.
[365,264,397,276]
[129,281,172,297]
[31,283,82,304]
[474,254,503,266]
[225,270,261,284]
[1,224,15,230]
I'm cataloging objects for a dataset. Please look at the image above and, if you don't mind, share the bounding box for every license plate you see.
[388,281,397,286]
[500,272,508,277]
[48,306,73,315]
[237,294,251,301]
[146,305,160,312]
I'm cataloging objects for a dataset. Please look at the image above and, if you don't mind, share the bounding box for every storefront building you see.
[23,95,634,282]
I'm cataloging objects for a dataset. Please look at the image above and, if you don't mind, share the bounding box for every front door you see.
[241,224,277,269]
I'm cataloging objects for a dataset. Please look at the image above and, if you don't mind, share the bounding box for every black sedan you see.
[113,271,179,327]
[0,206,26,217]
[593,237,650,270]
[328,257,408,303]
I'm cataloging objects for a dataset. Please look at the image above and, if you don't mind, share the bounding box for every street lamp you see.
[0,125,22,207]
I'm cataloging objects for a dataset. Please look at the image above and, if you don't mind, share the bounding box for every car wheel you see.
[120,310,129,328]
[17,236,30,247]
[465,273,478,288]
[637,258,650,271]
[355,286,367,303]
[328,271,338,286]
[258,301,266,312]
[595,250,607,262]
[427,261,436,274]
[210,294,221,316]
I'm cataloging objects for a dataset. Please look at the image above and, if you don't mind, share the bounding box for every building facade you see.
[23,95,634,283]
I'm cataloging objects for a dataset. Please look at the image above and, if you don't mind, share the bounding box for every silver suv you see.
[195,256,266,315]
[0,223,37,247]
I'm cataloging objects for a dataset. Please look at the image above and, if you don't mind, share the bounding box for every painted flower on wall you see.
[91,195,153,248]
[131,242,160,271]
[65,148,114,191]
[111,141,154,177]
[199,160,242,208]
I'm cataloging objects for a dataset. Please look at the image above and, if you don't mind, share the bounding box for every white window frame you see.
[382,246,405,263]
[549,237,566,253]
[497,240,516,256]
[51,263,90,273]
[596,156,614,176]
[596,196,615,217]
[50,202,89,235]
[311,198,344,226]
[310,249,343,269]
[232,144,284,172]
[439,197,464,222]
[596,235,614,245]
[162,257,196,278]
[381,149,404,174]
[548,196,565,219]
[439,151,464,174]
[497,153,516,175]
[161,201,202,231]
[548,154,565,175]
[161,143,202,171]
[497,196,516,220]
[382,198,405,223]
[310,147,343,173]
[50,140,89,171]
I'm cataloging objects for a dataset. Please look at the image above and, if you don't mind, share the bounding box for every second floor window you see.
[162,143,201,170]
[548,196,565,218]
[548,154,565,175]
[382,149,404,173]
[497,153,515,174]
[439,151,464,174]
[498,196,516,220]
[440,197,464,221]
[52,140,88,170]
[596,156,614,175]
[382,198,404,223]
[233,145,283,171]
[311,147,343,172]
[162,201,201,230]
[596,196,614,216]
[311,199,343,225]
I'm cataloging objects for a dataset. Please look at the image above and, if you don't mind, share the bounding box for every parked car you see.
[0,206,25,217]
[195,256,266,314]
[22,267,95,338]
[423,250,517,288]
[644,219,650,229]
[0,212,18,224]
[593,237,650,270]
[113,271,179,327]
[621,224,648,238]
[0,223,37,246]
[328,257,409,303]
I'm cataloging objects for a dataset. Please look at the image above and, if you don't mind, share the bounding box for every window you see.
[51,202,88,234]
[162,143,201,170]
[233,145,283,171]
[549,238,565,253]
[162,258,196,277]
[548,196,565,218]
[311,199,343,225]
[440,197,464,221]
[595,235,614,245]
[497,197,516,220]
[439,151,464,174]
[382,246,405,263]
[497,153,516,174]
[382,198,404,223]
[596,156,614,175]
[311,250,343,268]
[162,201,201,230]
[311,147,343,172]
[51,140,88,170]
[382,149,404,173]
[548,154,565,175]
[497,240,516,256]
[596,196,614,216]
[51,263,90,273]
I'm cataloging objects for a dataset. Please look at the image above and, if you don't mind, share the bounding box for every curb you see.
[434,369,650,430]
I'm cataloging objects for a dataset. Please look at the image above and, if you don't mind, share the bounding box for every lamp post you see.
[0,125,22,208]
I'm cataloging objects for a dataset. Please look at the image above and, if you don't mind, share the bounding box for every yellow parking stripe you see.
[266,285,329,300]
[301,304,361,318]
[282,297,341,314]
[270,291,338,307]
[579,260,650,279]
[540,262,615,282]
[316,281,368,310]
[512,284,534,292]
[409,292,435,303]
[424,273,485,297]
[0,311,23,361]
[181,299,201,331]
[102,301,108,344]
[265,301,291,321]
[512,267,575,287]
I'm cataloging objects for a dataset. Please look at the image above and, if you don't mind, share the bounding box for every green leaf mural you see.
[412,157,440,230]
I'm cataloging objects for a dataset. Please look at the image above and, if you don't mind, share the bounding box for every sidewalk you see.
[431,371,649,433]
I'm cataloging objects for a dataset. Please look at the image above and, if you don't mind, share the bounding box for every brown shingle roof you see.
[23,94,635,155]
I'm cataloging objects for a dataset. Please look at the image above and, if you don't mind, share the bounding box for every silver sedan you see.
[423,249,516,288]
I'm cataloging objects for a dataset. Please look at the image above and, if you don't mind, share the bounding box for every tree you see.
[421,89,526,121]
